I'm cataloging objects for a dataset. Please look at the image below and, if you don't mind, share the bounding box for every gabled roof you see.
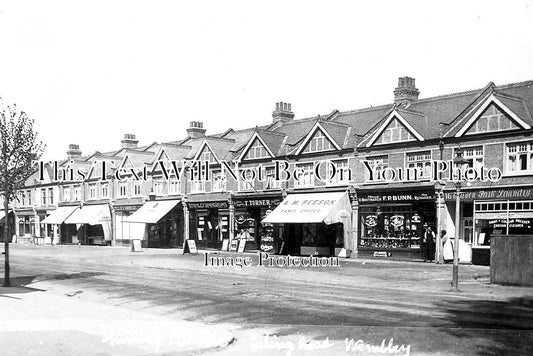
[360,109,425,147]
[294,121,343,155]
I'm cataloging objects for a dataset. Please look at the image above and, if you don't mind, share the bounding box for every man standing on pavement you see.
[423,225,436,262]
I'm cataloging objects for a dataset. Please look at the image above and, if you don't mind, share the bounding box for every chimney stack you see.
[394,77,419,106]
[121,133,138,149]
[67,144,82,159]
[186,121,206,138]
[272,101,295,123]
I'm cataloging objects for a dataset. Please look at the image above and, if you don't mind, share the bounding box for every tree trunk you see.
[3,196,11,287]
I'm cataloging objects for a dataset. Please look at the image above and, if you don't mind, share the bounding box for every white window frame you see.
[294,162,315,188]
[406,151,432,179]
[303,130,334,153]
[88,183,97,200]
[62,187,70,202]
[41,188,47,205]
[48,188,54,205]
[363,155,389,182]
[326,159,351,185]
[245,139,269,159]
[505,140,533,175]
[133,180,143,196]
[73,185,81,201]
[101,183,109,198]
[264,166,281,190]
[212,170,226,192]
[118,181,128,197]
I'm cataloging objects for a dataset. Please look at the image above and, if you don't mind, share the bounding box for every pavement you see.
[1,243,533,356]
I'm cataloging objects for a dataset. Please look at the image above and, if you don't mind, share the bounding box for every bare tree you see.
[0,99,45,287]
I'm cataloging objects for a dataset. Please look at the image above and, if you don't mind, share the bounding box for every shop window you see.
[244,138,270,159]
[406,151,432,179]
[264,166,281,190]
[506,141,533,174]
[327,159,351,185]
[466,103,518,135]
[89,184,97,199]
[101,183,109,198]
[212,171,226,191]
[376,118,414,145]
[302,130,334,153]
[294,163,314,187]
[359,205,430,249]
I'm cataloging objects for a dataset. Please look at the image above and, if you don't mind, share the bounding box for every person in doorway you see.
[423,225,436,262]
[441,230,453,263]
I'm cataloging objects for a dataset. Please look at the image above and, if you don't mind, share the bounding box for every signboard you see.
[131,239,142,252]
[238,239,246,253]
[390,215,404,227]
[373,251,391,257]
[444,188,533,202]
[222,239,229,251]
[230,239,239,252]
[183,239,198,254]
[234,198,282,208]
[188,201,228,209]
[114,204,143,212]
[359,191,435,203]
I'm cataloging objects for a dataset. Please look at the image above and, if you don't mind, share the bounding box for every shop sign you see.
[390,215,404,227]
[364,215,378,227]
[188,201,228,209]
[444,188,533,202]
[373,251,391,257]
[234,198,281,208]
[359,191,435,203]
[488,218,531,228]
[114,204,143,212]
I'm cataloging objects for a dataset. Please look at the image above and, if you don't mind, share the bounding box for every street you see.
[1,244,533,355]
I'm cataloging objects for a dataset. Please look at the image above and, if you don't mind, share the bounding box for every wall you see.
[491,235,533,286]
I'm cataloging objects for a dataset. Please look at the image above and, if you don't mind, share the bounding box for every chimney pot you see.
[121,133,139,149]
[394,76,420,106]
[186,121,206,138]
[272,101,295,123]
[67,144,82,159]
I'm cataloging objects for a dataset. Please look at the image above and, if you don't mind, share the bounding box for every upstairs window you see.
[41,188,47,205]
[327,159,351,185]
[212,170,226,191]
[376,118,414,145]
[294,163,315,187]
[363,155,389,181]
[264,166,281,190]
[89,184,97,199]
[245,139,269,159]
[302,130,334,153]
[406,151,432,178]
[455,147,483,170]
[506,141,533,174]
[466,103,519,135]
[101,183,109,198]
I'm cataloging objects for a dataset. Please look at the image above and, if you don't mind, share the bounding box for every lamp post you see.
[451,150,469,292]
[434,180,445,264]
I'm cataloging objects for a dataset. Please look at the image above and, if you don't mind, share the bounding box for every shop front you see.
[41,206,78,245]
[357,188,436,260]
[114,203,143,246]
[186,193,230,250]
[125,199,183,248]
[63,204,112,245]
[15,209,36,243]
[262,191,352,257]
[233,195,283,252]
[444,186,533,265]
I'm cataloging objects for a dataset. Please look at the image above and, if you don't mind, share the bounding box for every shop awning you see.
[64,204,111,225]
[262,192,352,224]
[125,200,180,224]
[41,206,78,224]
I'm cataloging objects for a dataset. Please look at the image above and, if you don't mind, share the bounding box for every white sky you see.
[1,0,533,160]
